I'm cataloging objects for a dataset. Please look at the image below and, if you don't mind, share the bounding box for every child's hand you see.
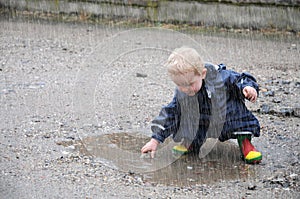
[243,86,257,103]
[141,138,159,158]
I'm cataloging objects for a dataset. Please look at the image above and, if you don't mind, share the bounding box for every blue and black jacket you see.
[150,63,260,147]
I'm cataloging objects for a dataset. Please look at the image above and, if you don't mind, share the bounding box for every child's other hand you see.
[141,138,159,158]
[243,86,257,103]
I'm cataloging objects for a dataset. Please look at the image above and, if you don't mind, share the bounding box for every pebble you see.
[289,173,298,179]
[136,73,147,78]
[281,80,291,85]
[258,104,300,118]
[293,107,300,117]
[272,98,281,103]
[279,108,294,116]
[247,185,257,190]
[262,90,275,97]
[61,150,70,155]
[259,104,272,114]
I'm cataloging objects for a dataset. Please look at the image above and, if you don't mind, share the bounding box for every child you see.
[141,46,262,164]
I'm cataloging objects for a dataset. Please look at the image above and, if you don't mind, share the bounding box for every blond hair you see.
[166,47,204,76]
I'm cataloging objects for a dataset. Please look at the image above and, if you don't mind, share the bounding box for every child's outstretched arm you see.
[141,138,159,158]
[141,92,180,158]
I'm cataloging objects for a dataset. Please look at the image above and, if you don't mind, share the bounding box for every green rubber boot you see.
[172,145,190,155]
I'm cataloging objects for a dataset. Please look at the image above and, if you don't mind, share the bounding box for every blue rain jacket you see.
[151,63,260,147]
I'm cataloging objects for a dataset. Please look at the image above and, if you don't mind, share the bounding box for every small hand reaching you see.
[243,86,257,103]
[141,138,159,158]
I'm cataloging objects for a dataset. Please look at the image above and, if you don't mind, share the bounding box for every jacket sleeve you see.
[226,70,259,100]
[150,94,181,143]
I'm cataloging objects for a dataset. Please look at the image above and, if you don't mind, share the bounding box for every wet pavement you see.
[58,132,253,187]
[1,16,299,198]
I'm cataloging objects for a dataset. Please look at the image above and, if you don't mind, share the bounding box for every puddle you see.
[57,132,254,186]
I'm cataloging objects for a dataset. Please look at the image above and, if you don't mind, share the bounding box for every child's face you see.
[171,70,206,96]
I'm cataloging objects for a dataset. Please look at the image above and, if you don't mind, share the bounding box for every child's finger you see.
[150,151,156,158]
[243,88,249,98]
[250,94,257,102]
[141,147,150,153]
[141,144,154,153]
[141,145,148,153]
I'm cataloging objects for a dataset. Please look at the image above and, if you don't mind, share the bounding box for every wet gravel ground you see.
[0,16,299,199]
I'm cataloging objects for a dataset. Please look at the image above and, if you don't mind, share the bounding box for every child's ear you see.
[201,68,207,79]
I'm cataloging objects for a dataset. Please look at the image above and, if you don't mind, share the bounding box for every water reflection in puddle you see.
[58,132,253,186]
